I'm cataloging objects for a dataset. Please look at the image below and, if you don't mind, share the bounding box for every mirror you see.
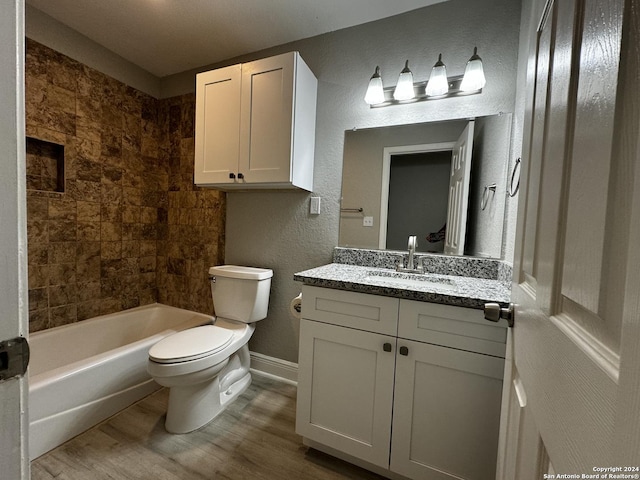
[339,114,512,259]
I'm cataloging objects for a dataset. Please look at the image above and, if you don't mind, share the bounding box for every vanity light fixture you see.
[364,66,385,105]
[460,47,486,91]
[425,54,449,96]
[364,48,486,107]
[393,60,416,101]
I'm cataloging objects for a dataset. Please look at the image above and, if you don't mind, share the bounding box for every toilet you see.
[147,265,273,434]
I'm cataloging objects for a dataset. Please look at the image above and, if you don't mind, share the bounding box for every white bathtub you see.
[28,303,212,460]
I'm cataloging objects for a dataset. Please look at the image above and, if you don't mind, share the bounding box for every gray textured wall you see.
[211,0,523,362]
[27,0,523,364]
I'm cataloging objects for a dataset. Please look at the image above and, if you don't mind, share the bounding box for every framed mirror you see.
[339,113,512,259]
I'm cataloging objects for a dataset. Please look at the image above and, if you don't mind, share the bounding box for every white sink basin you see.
[365,271,456,290]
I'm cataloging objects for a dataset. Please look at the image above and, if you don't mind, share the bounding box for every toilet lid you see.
[149,325,234,363]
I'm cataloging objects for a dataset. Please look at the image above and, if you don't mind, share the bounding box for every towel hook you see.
[481,183,497,210]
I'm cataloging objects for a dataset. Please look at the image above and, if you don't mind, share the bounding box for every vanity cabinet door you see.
[390,339,504,480]
[296,319,396,468]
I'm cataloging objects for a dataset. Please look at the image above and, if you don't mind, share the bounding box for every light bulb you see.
[425,54,449,96]
[460,47,486,91]
[393,60,415,101]
[364,66,385,105]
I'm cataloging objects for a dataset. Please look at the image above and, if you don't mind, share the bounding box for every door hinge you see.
[0,336,30,382]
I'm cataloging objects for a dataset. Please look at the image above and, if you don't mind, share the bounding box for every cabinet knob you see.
[237,172,244,179]
[229,173,236,179]
[399,346,409,356]
[383,342,392,352]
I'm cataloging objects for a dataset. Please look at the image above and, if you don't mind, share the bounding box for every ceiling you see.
[26,0,448,78]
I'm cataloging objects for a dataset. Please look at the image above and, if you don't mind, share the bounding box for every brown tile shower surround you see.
[25,39,225,333]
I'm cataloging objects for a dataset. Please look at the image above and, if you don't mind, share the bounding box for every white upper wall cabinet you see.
[194,52,317,191]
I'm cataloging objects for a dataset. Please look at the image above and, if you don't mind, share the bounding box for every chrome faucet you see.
[397,235,423,273]
[407,235,416,270]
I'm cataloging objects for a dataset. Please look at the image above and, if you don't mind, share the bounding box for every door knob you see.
[484,302,515,328]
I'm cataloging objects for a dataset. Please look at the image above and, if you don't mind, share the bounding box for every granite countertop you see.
[294,263,511,310]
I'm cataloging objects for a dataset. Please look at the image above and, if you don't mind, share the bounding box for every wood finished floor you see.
[31,373,386,480]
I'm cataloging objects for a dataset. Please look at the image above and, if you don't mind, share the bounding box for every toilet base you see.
[165,371,252,434]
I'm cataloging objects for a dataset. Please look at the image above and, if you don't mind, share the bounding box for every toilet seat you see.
[149,325,234,364]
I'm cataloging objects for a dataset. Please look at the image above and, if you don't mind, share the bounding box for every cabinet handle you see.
[399,346,409,356]
[237,172,244,179]
[229,173,236,179]
[383,342,392,352]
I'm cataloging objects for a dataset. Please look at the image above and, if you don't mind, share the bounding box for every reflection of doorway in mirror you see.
[385,151,452,252]
[380,122,475,255]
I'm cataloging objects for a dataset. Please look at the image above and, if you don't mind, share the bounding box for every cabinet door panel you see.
[302,285,399,336]
[194,65,241,184]
[391,339,504,480]
[239,53,295,183]
[296,319,395,468]
[399,300,507,357]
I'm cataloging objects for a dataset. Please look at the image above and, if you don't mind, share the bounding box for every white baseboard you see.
[249,351,298,385]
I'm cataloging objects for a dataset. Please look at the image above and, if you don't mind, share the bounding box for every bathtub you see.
[28,303,212,460]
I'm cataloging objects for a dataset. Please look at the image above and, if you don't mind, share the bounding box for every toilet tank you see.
[209,265,273,323]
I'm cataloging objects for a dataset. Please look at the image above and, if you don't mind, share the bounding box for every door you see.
[194,64,242,185]
[0,1,30,478]
[239,52,295,183]
[296,320,396,468]
[497,0,640,476]
[444,121,474,255]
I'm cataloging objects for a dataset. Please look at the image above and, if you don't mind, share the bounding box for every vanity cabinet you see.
[194,51,317,190]
[296,285,507,480]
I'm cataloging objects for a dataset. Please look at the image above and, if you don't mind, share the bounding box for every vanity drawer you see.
[398,300,507,357]
[301,285,399,336]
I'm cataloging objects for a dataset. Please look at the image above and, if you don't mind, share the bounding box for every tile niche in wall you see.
[25,39,226,333]
[26,137,65,192]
